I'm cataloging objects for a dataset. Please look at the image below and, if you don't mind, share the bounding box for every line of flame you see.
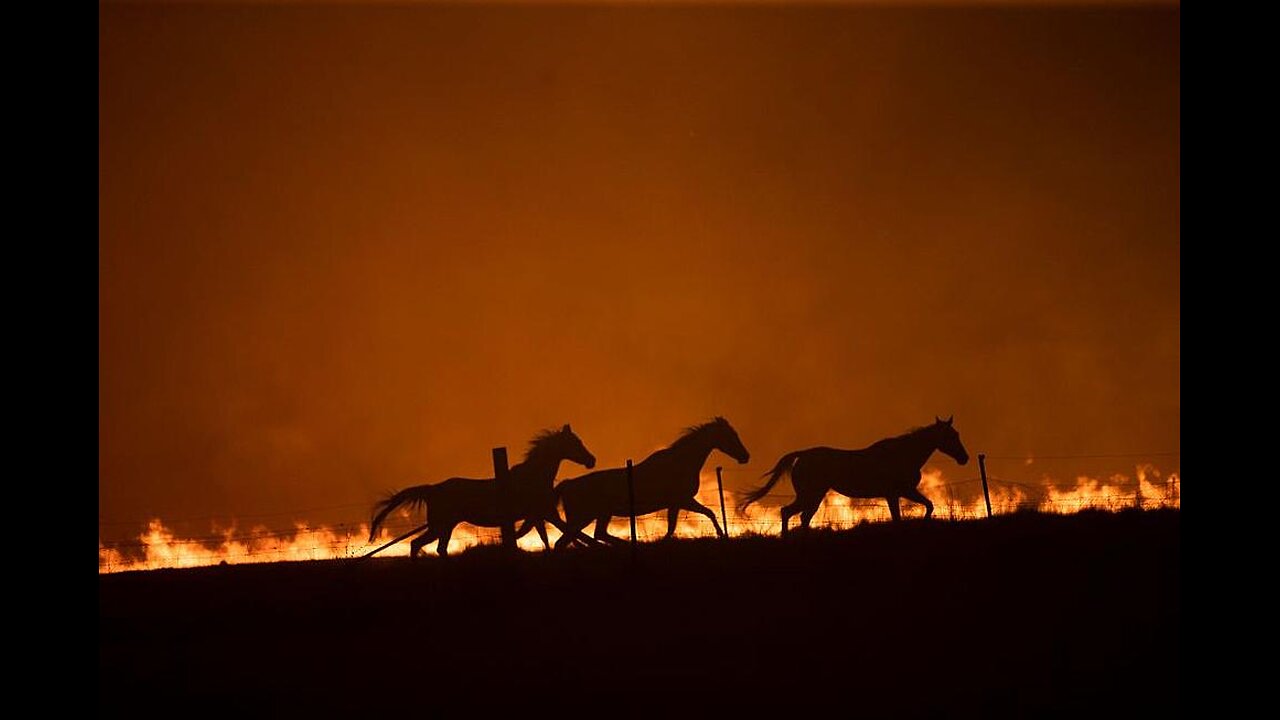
[99,464,1178,574]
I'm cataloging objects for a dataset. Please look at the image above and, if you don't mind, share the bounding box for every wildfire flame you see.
[99,464,1178,574]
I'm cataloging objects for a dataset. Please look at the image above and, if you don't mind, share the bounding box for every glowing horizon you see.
[99,462,1179,573]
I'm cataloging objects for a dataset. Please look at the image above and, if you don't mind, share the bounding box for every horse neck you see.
[901,430,940,469]
[662,433,717,473]
[512,450,563,486]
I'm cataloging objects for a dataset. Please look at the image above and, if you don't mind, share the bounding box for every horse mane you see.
[869,423,937,450]
[523,427,566,461]
[670,416,728,449]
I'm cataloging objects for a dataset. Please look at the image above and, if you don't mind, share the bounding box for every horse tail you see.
[368,485,435,541]
[738,451,804,511]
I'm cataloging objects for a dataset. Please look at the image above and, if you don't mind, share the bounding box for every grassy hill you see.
[100,509,1179,717]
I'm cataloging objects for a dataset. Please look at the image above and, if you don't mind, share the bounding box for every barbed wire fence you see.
[98,451,1179,573]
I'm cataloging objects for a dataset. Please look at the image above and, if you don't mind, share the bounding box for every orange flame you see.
[99,464,1178,573]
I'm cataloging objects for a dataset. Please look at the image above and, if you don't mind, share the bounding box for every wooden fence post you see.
[978,454,993,518]
[493,446,515,551]
[715,466,729,539]
[363,521,429,558]
[626,459,637,561]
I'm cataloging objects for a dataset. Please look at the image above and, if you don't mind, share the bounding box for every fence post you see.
[493,446,515,551]
[715,466,729,539]
[626,459,637,562]
[978,454,993,518]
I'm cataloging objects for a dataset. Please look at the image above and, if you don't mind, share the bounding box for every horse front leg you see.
[885,497,902,521]
[663,507,681,540]
[513,518,538,541]
[554,519,587,550]
[594,515,626,545]
[902,488,934,519]
[534,520,551,550]
[682,500,725,538]
[547,516,598,549]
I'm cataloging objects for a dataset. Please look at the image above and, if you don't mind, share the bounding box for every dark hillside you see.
[100,510,1179,717]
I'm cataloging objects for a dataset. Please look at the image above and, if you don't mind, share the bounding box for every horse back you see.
[436,477,493,492]
[795,447,918,498]
[557,467,631,515]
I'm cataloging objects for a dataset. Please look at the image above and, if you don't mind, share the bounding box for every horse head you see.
[709,416,751,464]
[531,423,596,469]
[932,415,969,465]
[558,423,596,469]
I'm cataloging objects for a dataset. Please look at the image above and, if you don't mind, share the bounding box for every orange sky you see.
[99,2,1178,539]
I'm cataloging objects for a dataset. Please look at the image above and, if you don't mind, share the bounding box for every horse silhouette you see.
[537,417,750,549]
[368,424,596,557]
[740,416,970,533]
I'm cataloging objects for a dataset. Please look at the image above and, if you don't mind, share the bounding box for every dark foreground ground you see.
[100,510,1179,717]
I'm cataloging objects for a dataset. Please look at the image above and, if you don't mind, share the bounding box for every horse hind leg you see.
[435,523,457,556]
[788,465,826,534]
[409,527,440,558]
[780,502,800,535]
[799,503,821,531]
[783,486,824,532]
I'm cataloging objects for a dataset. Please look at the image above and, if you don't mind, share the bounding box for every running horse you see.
[368,424,596,557]
[739,417,970,533]
[540,417,750,549]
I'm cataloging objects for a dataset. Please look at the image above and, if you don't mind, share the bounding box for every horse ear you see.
[562,423,571,432]
[935,416,942,424]
[945,415,954,425]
